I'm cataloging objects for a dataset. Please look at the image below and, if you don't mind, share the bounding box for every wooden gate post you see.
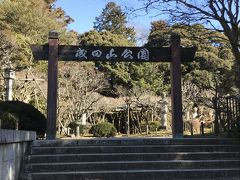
[170,33,183,138]
[46,31,59,140]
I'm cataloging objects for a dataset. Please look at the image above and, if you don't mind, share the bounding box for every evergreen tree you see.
[90,2,168,96]
[93,2,136,44]
[0,0,78,114]
[78,30,130,46]
[145,21,172,92]
[140,0,240,90]
[0,0,78,69]
[78,29,168,96]
[145,20,170,47]
[82,2,136,96]
[78,30,133,95]
[146,20,235,106]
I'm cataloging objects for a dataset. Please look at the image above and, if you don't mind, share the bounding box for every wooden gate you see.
[31,31,196,139]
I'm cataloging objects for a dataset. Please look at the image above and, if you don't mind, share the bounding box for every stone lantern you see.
[3,64,15,101]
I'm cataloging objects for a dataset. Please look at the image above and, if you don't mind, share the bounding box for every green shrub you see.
[148,121,161,131]
[1,112,18,129]
[78,124,90,135]
[140,121,160,133]
[90,122,117,137]
[140,122,147,132]
[0,101,46,137]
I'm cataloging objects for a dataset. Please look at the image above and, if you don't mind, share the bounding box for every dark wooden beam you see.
[170,33,183,138]
[46,31,58,140]
[31,45,196,62]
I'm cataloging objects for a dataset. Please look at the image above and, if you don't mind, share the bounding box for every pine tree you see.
[93,2,136,44]
[145,20,170,47]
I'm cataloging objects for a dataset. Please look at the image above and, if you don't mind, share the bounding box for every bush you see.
[77,124,91,136]
[148,121,161,132]
[1,112,18,129]
[0,101,46,137]
[140,122,147,132]
[90,122,117,137]
[140,121,160,133]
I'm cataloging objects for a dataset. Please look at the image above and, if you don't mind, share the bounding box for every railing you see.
[213,96,240,137]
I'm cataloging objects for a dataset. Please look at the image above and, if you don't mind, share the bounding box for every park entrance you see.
[32,31,196,140]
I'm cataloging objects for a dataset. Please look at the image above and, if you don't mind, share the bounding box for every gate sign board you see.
[32,45,196,62]
[31,31,196,140]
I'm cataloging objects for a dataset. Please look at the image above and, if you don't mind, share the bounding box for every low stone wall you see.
[0,130,36,180]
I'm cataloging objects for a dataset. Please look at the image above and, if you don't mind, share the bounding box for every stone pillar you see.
[161,94,168,129]
[76,126,80,137]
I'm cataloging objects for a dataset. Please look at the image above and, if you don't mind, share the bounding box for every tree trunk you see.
[220,22,240,90]
[231,45,240,90]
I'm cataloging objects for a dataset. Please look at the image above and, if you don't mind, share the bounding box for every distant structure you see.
[3,63,15,101]
[160,93,168,129]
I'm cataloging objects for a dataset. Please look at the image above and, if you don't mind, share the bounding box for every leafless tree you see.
[58,62,108,128]
[115,85,161,133]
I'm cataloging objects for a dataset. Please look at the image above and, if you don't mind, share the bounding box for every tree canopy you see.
[145,20,235,107]
[138,0,240,89]
[0,0,78,69]
[94,2,136,44]
[0,0,78,122]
